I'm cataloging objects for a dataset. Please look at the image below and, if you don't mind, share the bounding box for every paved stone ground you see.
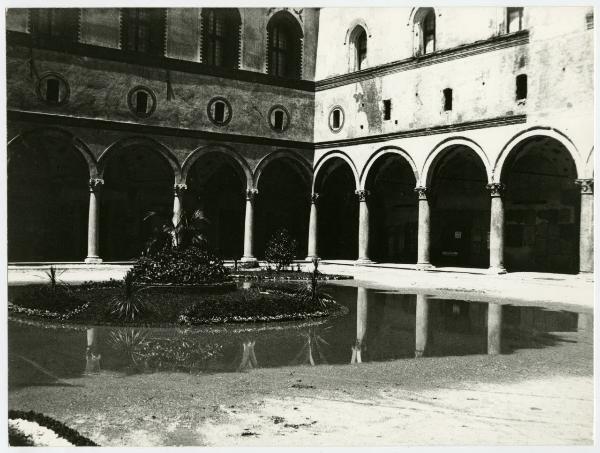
[8,261,594,310]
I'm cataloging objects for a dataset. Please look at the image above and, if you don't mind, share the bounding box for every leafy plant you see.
[131,245,229,285]
[108,328,149,366]
[264,228,298,272]
[109,271,149,322]
[143,208,210,255]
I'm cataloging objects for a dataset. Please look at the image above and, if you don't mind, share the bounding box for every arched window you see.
[201,8,241,69]
[349,25,367,71]
[121,8,166,56]
[267,11,303,79]
[506,7,524,33]
[29,8,79,42]
[413,8,436,56]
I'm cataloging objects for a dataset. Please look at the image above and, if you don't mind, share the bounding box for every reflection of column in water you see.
[415,294,429,358]
[238,340,258,371]
[577,313,592,332]
[487,303,502,355]
[351,287,368,364]
[85,327,101,373]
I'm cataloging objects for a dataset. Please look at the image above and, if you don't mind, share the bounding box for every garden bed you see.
[230,270,353,281]
[8,410,98,446]
[8,282,344,327]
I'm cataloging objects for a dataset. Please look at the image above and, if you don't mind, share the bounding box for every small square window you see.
[214,101,225,123]
[46,78,60,103]
[516,74,527,100]
[443,88,453,111]
[136,91,148,114]
[383,99,392,120]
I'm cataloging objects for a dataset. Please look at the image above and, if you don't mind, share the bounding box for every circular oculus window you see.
[268,105,290,132]
[328,106,345,132]
[207,97,233,126]
[36,72,70,105]
[127,86,157,118]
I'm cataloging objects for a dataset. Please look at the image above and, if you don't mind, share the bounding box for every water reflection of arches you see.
[8,129,92,262]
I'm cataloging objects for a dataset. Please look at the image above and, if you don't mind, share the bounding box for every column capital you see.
[246,188,258,201]
[355,189,370,202]
[414,186,428,200]
[486,182,506,197]
[310,192,320,204]
[575,179,594,194]
[89,178,104,193]
[174,183,187,196]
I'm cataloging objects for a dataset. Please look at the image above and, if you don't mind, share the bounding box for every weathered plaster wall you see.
[6,46,315,143]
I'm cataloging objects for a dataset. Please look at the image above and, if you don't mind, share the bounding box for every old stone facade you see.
[6,7,594,274]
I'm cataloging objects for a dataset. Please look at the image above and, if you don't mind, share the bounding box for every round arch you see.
[421,137,491,187]
[267,10,304,38]
[360,146,419,190]
[254,149,313,189]
[182,145,253,189]
[98,136,181,183]
[9,127,98,179]
[313,151,360,193]
[493,127,582,182]
[344,18,371,43]
[585,147,594,178]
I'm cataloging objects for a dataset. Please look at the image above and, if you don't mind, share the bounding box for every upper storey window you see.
[29,8,79,42]
[349,26,368,71]
[413,8,436,56]
[267,11,303,79]
[201,8,241,69]
[121,8,166,56]
[507,7,524,33]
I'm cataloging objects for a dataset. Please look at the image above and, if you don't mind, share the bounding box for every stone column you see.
[172,183,187,247]
[172,183,187,227]
[415,294,430,358]
[355,190,373,265]
[487,183,506,274]
[351,286,368,364]
[576,179,594,273]
[306,193,319,261]
[487,303,503,355]
[241,189,258,263]
[85,178,103,264]
[415,186,432,269]
[85,327,101,373]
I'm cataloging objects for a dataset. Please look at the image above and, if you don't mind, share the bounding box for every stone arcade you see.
[6,6,594,274]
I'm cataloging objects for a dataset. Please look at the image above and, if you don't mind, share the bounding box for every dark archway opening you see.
[365,154,418,263]
[100,146,173,261]
[316,159,358,260]
[8,134,89,262]
[429,146,490,268]
[186,154,245,259]
[502,137,579,274]
[256,159,310,259]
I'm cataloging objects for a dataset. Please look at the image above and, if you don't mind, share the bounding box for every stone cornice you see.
[6,31,316,93]
[315,30,529,91]
[314,114,527,149]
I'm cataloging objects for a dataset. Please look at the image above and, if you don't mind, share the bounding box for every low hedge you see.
[231,270,353,281]
[8,410,98,446]
[179,287,341,324]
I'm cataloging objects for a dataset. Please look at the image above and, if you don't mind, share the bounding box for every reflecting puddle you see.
[8,284,592,387]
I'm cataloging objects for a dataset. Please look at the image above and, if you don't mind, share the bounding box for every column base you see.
[355,258,374,266]
[488,266,507,275]
[240,256,258,265]
[84,257,103,264]
[416,263,434,271]
[305,255,320,262]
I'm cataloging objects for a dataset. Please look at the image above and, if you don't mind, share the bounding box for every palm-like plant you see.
[143,208,210,255]
[109,270,148,322]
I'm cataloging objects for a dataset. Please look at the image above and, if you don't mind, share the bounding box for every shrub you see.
[179,287,339,324]
[108,271,150,322]
[131,245,229,285]
[264,229,298,272]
